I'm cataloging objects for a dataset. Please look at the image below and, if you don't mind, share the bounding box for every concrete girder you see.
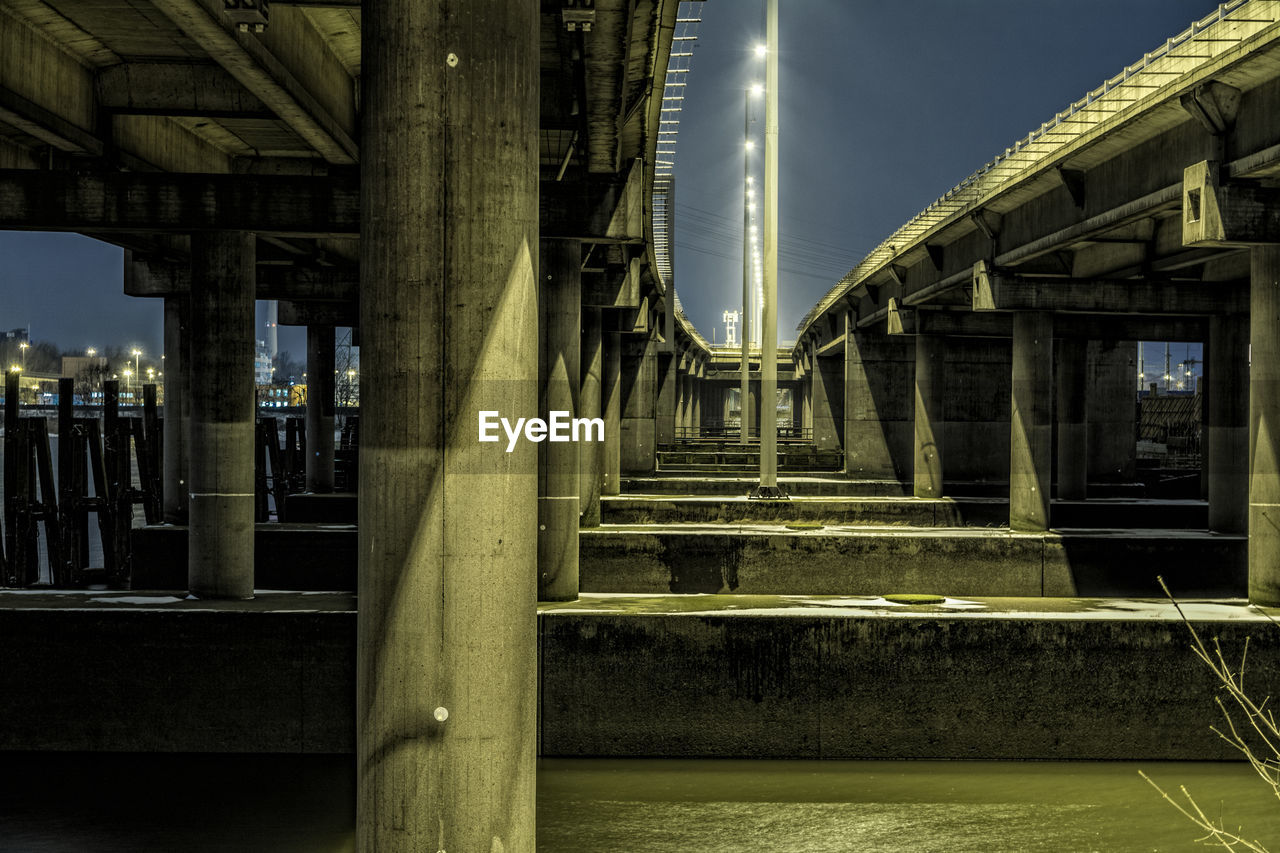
[1184,160,1280,248]
[96,62,274,118]
[126,252,357,300]
[0,169,358,236]
[277,300,356,327]
[149,0,357,164]
[0,86,103,156]
[972,260,1249,314]
[540,158,645,242]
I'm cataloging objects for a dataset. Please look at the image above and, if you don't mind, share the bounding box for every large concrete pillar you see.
[691,372,701,436]
[1086,340,1137,483]
[162,295,190,523]
[357,4,538,849]
[674,370,687,438]
[844,328,913,478]
[1010,311,1054,531]
[305,325,336,492]
[1251,247,1280,604]
[538,240,581,600]
[1056,337,1088,501]
[657,351,677,446]
[811,345,840,452]
[620,336,657,473]
[188,231,256,599]
[913,334,945,498]
[1208,314,1249,533]
[602,330,621,495]
[580,307,603,527]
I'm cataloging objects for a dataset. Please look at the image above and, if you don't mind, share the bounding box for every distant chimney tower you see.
[266,300,279,360]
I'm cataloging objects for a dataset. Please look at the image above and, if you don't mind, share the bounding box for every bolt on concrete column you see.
[1208,314,1248,533]
[602,330,621,495]
[162,295,190,523]
[1010,311,1054,531]
[305,325,336,493]
[1056,337,1088,501]
[1251,247,1280,604]
[357,3,538,849]
[539,240,581,600]
[188,231,256,599]
[580,307,603,527]
[913,334,946,498]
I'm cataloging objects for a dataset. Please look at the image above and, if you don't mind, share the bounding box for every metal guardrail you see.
[653,2,703,288]
[795,0,1276,339]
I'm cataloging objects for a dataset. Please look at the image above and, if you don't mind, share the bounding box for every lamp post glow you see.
[18,342,27,371]
[753,0,785,498]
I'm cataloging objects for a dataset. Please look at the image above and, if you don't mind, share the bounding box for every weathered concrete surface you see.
[603,495,1206,529]
[0,592,355,752]
[620,476,1146,499]
[620,336,658,474]
[579,526,1244,598]
[1056,337,1088,500]
[187,231,256,599]
[540,595,1275,760]
[913,334,945,497]
[1010,312,1053,531]
[1,592,1274,762]
[305,325,337,493]
[1251,246,1280,605]
[131,524,357,590]
[844,331,913,478]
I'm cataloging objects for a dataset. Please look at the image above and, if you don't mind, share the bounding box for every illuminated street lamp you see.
[131,348,142,379]
[123,369,133,400]
[19,341,28,371]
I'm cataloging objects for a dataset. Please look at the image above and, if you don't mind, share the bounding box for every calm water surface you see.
[1,754,1276,851]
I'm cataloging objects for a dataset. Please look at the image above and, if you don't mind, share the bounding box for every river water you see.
[0,756,1275,851]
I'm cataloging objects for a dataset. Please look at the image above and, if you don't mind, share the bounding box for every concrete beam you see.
[149,0,358,164]
[96,62,274,118]
[540,159,645,243]
[276,300,356,327]
[125,252,357,300]
[0,169,358,236]
[972,260,1248,314]
[0,85,102,156]
[1184,160,1280,247]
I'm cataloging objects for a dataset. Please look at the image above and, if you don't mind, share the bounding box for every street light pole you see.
[754,0,785,499]
[740,89,753,446]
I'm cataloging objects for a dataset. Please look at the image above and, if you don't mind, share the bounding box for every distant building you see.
[255,341,273,385]
[2,328,28,344]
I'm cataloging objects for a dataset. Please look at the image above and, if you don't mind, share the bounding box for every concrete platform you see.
[0,591,1274,761]
[579,525,1245,598]
[622,475,1147,499]
[283,492,357,524]
[604,495,1206,529]
[130,524,357,590]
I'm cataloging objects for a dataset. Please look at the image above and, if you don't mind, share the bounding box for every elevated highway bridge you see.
[5,1,1280,848]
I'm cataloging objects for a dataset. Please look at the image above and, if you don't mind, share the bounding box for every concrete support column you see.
[913,334,945,499]
[188,231,256,599]
[602,330,621,495]
[1251,247,1280,604]
[812,351,841,452]
[1086,340,1137,483]
[620,336,657,474]
[162,296,190,523]
[1056,337,1088,501]
[305,325,336,492]
[802,375,812,434]
[580,307,603,527]
[691,375,701,436]
[1207,314,1249,533]
[539,240,581,599]
[357,3,538,849]
[1010,311,1054,531]
[656,352,677,446]
[675,371,687,438]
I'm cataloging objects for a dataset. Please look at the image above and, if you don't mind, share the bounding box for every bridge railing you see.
[796,0,1274,339]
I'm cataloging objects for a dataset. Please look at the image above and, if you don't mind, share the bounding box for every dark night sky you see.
[0,1,1221,377]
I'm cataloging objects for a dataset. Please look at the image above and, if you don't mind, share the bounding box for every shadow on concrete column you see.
[913,334,945,498]
[620,335,657,474]
[305,325,336,493]
[580,307,602,527]
[1208,313,1248,533]
[188,231,255,599]
[1010,311,1054,531]
[357,2,539,848]
[1056,337,1088,501]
